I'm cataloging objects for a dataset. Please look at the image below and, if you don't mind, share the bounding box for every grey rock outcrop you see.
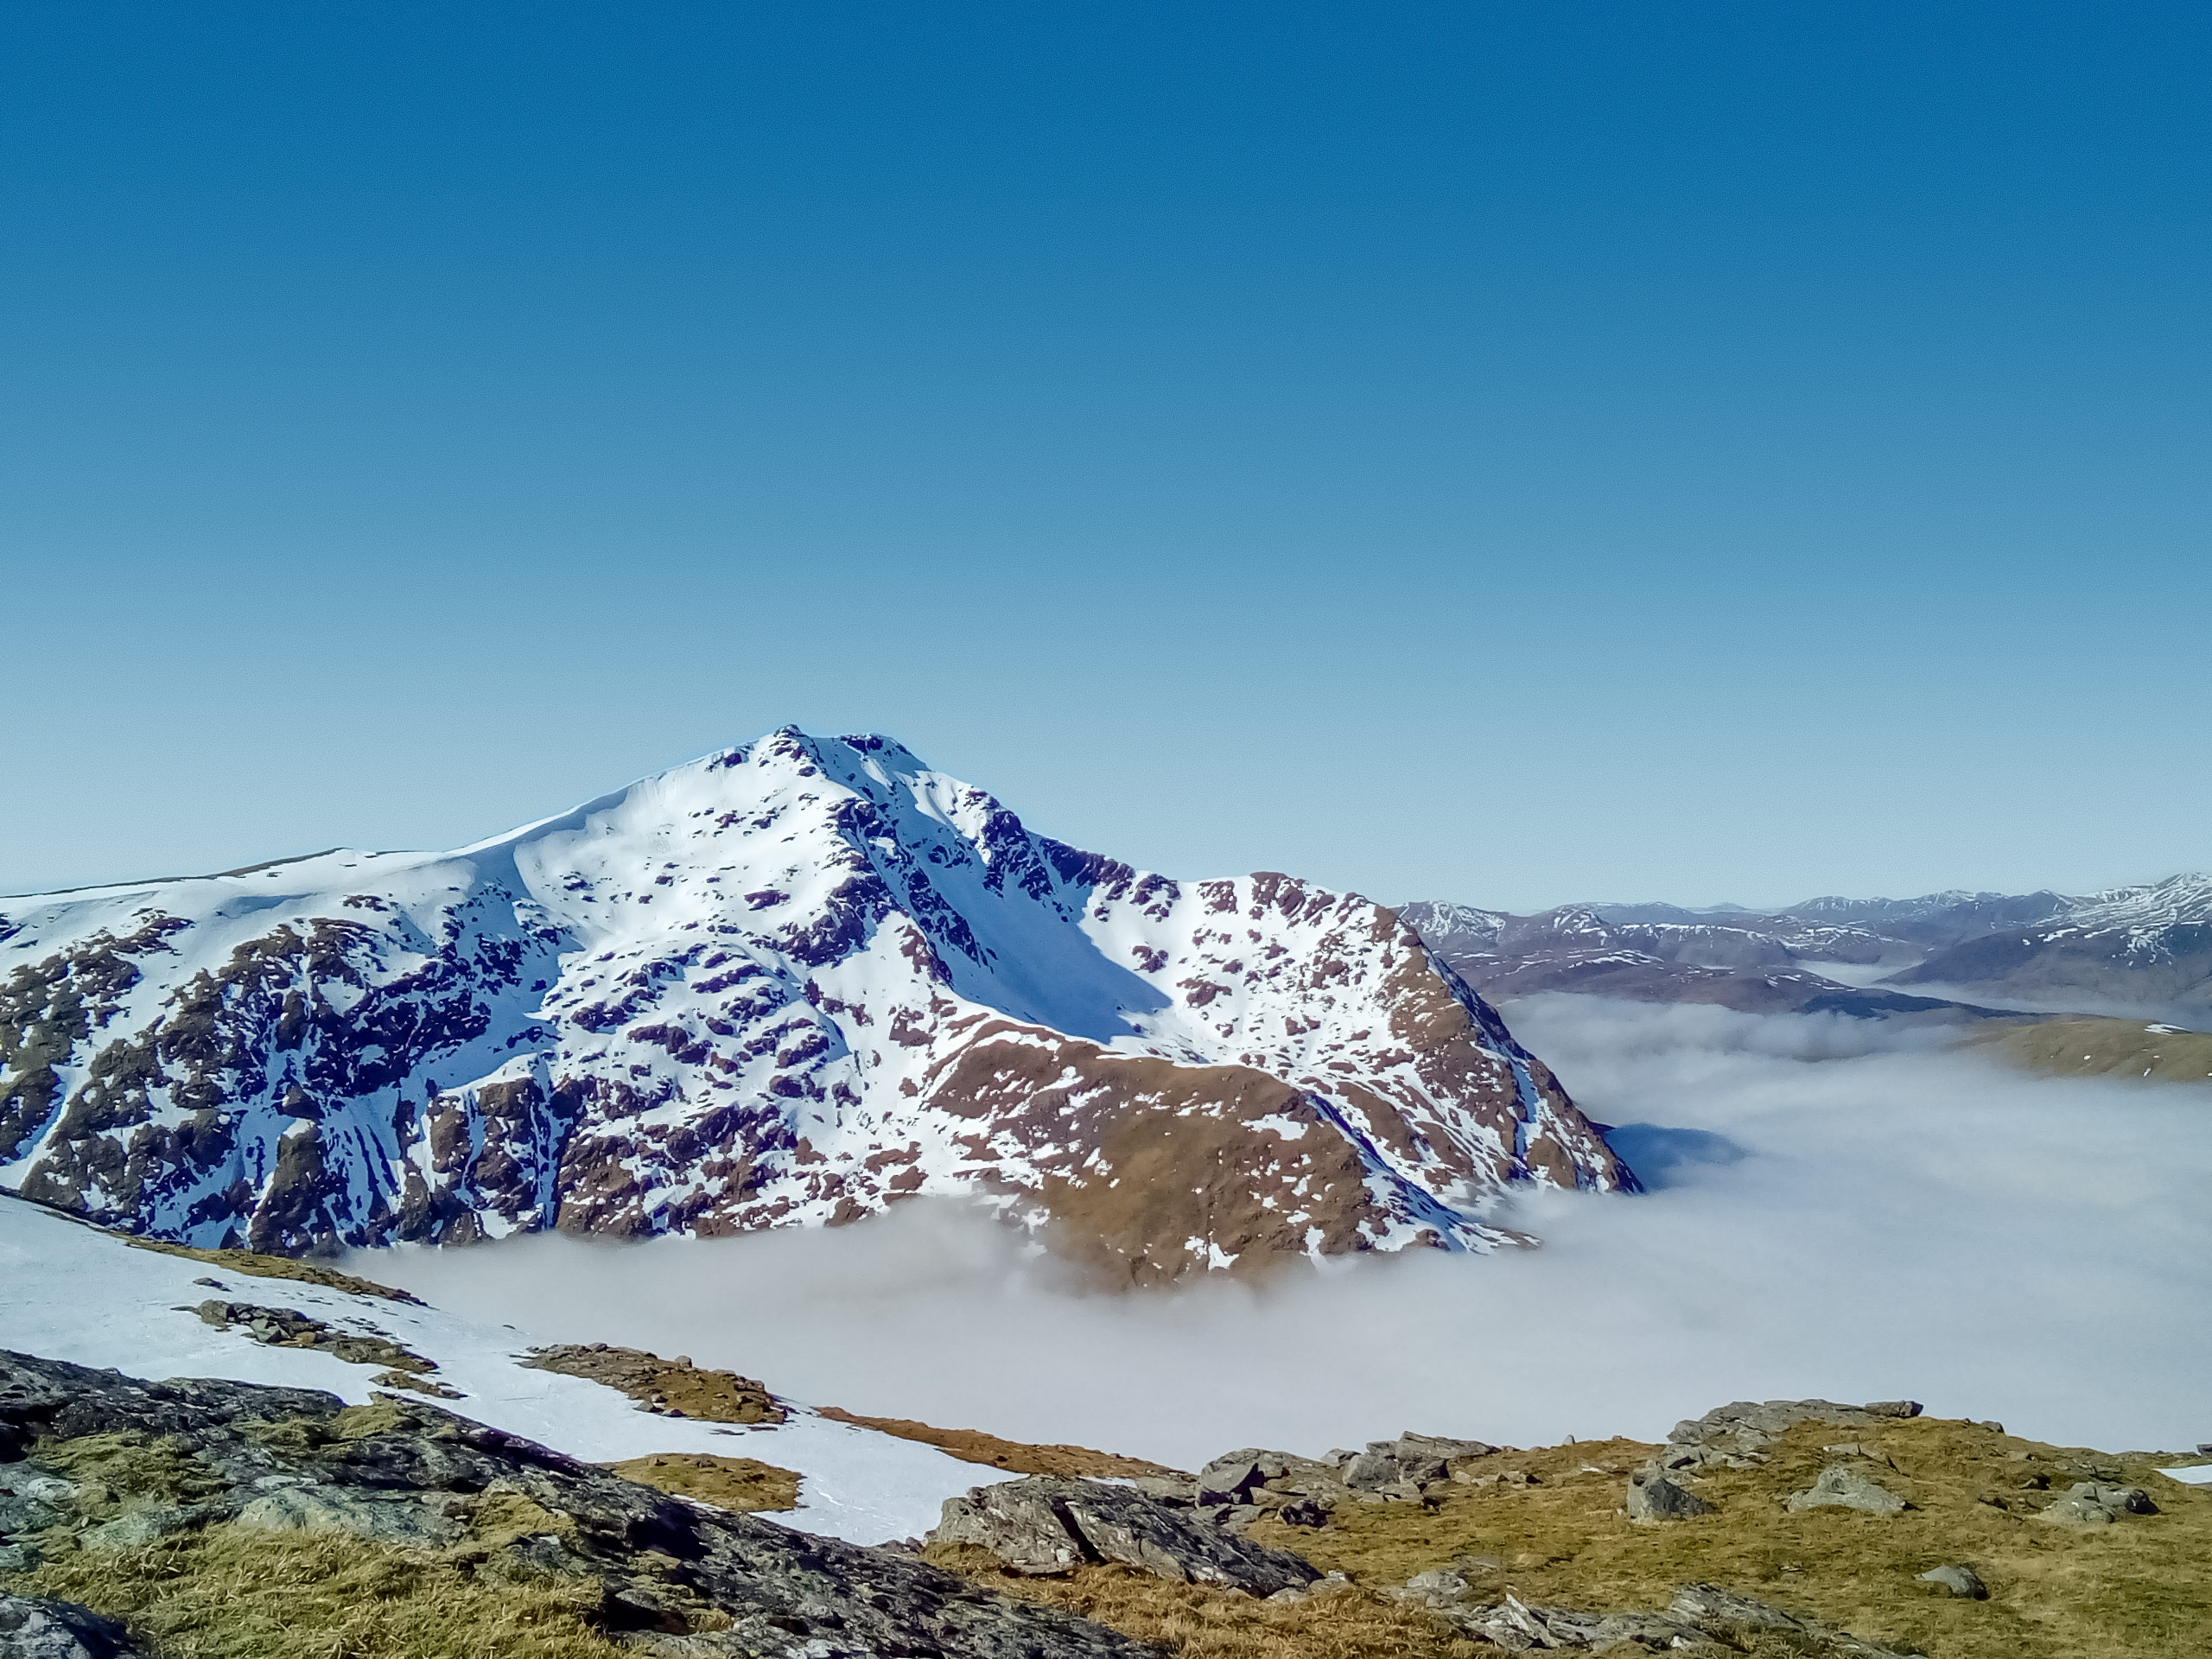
[1786,1465,1910,1516]
[233,1485,463,1547]
[930,1477,1319,1594]
[1315,1432,1493,1503]
[1662,1399,1919,1473]
[2040,1481,2158,1526]
[1917,1564,1988,1599]
[0,1350,1154,1659]
[1382,1575,1923,1656]
[1142,1431,1500,1532]
[78,1505,213,1552]
[1625,1467,1713,1522]
[0,1595,145,1659]
[1669,1583,1923,1657]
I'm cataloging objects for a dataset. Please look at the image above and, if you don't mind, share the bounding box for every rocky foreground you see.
[5,1352,2208,1658]
[0,1350,1153,1657]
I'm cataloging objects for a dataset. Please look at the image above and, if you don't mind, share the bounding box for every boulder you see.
[1402,1567,1469,1599]
[930,1482,1090,1575]
[1917,1564,1988,1599]
[1626,1468,1713,1522]
[1339,1451,1400,1492]
[1390,1432,1497,1460]
[1194,1454,1264,1505]
[0,1594,145,1659]
[930,1478,1320,1595]
[1862,1401,1924,1420]
[2040,1481,2158,1527]
[1785,1465,1910,1516]
[1125,1475,1198,1505]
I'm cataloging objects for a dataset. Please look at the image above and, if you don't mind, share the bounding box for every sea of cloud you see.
[372,995,2212,1468]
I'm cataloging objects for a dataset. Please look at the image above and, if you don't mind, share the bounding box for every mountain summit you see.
[0,729,1631,1279]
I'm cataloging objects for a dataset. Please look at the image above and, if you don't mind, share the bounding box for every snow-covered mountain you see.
[1395,901,1964,1020]
[1404,874,2212,1023]
[1889,873,2212,1011]
[0,729,1631,1280]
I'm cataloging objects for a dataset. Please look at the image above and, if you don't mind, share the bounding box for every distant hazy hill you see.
[1404,874,2212,1031]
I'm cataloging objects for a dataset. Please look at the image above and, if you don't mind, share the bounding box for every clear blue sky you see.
[4,2,2206,911]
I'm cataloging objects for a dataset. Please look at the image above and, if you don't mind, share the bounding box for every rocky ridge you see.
[1404,874,2212,1027]
[0,729,1630,1281]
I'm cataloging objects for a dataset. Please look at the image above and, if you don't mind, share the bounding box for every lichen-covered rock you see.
[232,1486,462,1548]
[0,1593,145,1659]
[2041,1481,2158,1526]
[1662,1399,1916,1472]
[77,1505,212,1552]
[1626,1466,1713,1522]
[930,1477,1320,1594]
[1669,1583,1922,1657]
[1917,1563,1988,1599]
[1786,1465,1910,1516]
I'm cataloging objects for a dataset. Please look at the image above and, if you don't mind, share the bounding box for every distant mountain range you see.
[1402,874,2212,1025]
[0,729,1630,1275]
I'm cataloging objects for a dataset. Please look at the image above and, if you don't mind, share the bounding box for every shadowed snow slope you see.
[0,729,1628,1281]
[0,1190,996,1543]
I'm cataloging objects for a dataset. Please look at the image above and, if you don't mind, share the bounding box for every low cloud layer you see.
[372,995,2212,1468]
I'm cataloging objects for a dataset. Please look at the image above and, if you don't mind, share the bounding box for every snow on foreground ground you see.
[0,1192,1004,1543]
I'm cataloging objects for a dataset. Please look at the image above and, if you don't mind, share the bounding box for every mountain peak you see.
[0,729,1630,1280]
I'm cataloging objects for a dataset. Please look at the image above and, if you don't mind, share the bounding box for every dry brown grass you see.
[1236,1419,2212,1658]
[1978,1017,2212,1085]
[601,1451,802,1514]
[518,1344,784,1425]
[923,1543,1478,1658]
[121,1236,425,1303]
[816,1408,1179,1478]
[7,1524,626,1659]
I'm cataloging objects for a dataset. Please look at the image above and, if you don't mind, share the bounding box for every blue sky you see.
[4,2,2206,910]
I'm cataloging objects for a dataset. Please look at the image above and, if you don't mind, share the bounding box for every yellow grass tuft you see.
[4,1524,628,1659]
[601,1451,802,1514]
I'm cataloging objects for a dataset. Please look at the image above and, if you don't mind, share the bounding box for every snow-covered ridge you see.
[0,1191,988,1542]
[1404,873,2212,1023]
[0,729,1630,1277]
